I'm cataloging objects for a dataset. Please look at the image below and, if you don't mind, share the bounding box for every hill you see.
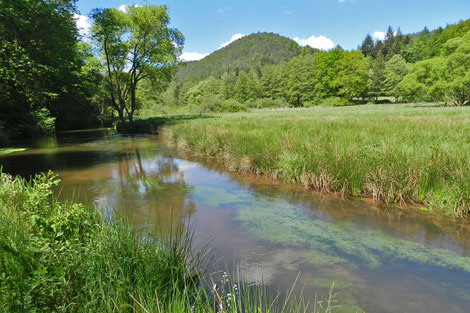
[176,32,314,82]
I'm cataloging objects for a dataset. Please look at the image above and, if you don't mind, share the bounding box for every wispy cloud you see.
[117,4,141,13]
[294,35,335,50]
[73,13,91,39]
[218,33,245,49]
[217,6,231,14]
[179,51,209,62]
[284,10,293,15]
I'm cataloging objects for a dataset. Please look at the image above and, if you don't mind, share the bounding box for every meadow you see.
[162,103,470,217]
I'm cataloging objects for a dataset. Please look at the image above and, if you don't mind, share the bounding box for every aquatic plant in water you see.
[192,182,470,273]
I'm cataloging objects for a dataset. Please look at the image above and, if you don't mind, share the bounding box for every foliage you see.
[0,0,98,138]
[369,51,386,99]
[384,54,410,101]
[334,51,369,102]
[91,5,184,122]
[0,171,201,312]
[399,32,470,105]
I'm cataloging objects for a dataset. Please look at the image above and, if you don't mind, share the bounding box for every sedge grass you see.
[162,103,470,217]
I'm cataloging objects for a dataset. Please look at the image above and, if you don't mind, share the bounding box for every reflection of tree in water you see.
[96,146,196,233]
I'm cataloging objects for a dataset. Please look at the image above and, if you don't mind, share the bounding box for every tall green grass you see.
[0,170,200,312]
[0,171,345,312]
[162,104,470,217]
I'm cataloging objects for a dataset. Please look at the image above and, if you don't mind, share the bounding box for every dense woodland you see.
[1,0,470,142]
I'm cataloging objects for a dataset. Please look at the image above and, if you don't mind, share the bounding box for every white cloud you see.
[284,10,293,15]
[373,31,398,41]
[118,4,141,13]
[73,13,91,38]
[218,33,245,49]
[293,35,335,50]
[373,31,386,41]
[179,51,209,62]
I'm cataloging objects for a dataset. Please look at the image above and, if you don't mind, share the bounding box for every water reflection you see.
[57,140,196,232]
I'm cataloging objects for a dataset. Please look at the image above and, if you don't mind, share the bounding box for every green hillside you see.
[176,32,315,82]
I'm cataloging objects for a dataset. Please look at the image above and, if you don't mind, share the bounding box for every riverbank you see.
[161,104,470,217]
[0,171,340,312]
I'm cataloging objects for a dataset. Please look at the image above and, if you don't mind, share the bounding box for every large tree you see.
[384,54,409,101]
[369,50,386,100]
[91,5,183,123]
[334,50,369,102]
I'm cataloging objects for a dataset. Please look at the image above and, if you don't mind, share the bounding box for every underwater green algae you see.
[236,201,470,271]
[302,250,348,266]
[193,185,252,207]
[0,148,27,155]
[194,183,470,273]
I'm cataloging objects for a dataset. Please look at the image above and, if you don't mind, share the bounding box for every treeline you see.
[149,20,470,114]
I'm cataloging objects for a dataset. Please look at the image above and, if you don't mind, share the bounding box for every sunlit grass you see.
[163,103,470,217]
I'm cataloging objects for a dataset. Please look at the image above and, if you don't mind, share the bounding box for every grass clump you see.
[0,170,199,312]
[0,170,347,312]
[162,104,470,217]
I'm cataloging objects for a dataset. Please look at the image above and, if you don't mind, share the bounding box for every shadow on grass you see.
[116,114,215,134]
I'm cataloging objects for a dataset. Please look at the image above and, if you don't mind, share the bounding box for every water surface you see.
[1,129,470,313]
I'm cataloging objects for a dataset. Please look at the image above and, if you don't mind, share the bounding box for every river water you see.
[1,129,470,313]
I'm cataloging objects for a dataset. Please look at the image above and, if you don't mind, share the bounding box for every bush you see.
[115,117,167,134]
[33,108,56,135]
[199,97,248,113]
[218,99,248,112]
[247,98,289,109]
[318,97,348,106]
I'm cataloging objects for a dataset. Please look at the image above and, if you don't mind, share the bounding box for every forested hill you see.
[176,32,314,82]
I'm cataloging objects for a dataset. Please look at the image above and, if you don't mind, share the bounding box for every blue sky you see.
[75,0,470,61]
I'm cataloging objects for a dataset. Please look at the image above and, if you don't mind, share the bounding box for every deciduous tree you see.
[91,5,183,123]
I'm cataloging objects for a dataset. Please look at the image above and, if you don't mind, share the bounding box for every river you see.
[1,129,469,313]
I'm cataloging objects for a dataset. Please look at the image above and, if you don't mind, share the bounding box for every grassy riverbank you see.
[162,104,470,217]
[0,171,342,312]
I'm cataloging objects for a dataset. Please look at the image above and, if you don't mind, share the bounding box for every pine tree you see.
[361,34,375,57]
[369,50,386,100]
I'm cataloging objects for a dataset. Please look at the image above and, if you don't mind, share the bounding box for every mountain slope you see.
[176,32,311,82]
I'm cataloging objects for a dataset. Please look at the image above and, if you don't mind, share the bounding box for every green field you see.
[162,103,470,217]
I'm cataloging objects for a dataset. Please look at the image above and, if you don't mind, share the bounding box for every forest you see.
[1,0,470,139]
